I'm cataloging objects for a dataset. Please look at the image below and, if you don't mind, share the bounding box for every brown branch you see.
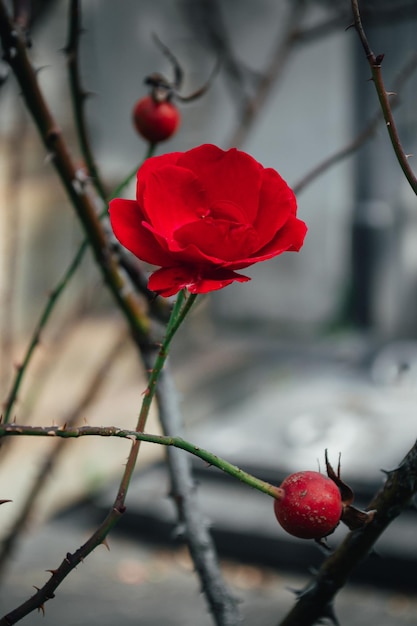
[293,50,417,195]
[227,0,306,148]
[293,2,417,45]
[278,439,417,626]
[65,0,108,202]
[350,0,417,196]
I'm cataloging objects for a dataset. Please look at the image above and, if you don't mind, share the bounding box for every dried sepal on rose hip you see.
[273,450,375,541]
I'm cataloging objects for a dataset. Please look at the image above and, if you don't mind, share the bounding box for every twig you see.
[65,0,107,202]
[0,330,129,580]
[154,361,241,625]
[2,242,87,424]
[278,439,417,626]
[351,0,417,196]
[0,423,282,500]
[293,2,417,45]
[293,50,417,195]
[227,0,306,148]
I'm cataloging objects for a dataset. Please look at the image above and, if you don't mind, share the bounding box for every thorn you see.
[381,466,400,476]
[386,91,397,96]
[38,604,45,616]
[405,153,413,159]
[0,500,12,505]
[375,53,385,65]
[46,569,58,576]
[101,538,110,551]
[345,22,355,31]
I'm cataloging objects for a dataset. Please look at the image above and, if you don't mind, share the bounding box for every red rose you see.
[109,144,307,297]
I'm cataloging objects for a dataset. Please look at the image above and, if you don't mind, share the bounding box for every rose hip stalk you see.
[273,452,375,541]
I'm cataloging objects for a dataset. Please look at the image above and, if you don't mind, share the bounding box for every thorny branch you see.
[0,423,282,501]
[65,0,108,201]
[350,0,417,196]
[293,50,417,195]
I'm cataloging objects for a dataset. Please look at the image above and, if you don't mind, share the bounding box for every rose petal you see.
[109,198,173,266]
[253,168,297,250]
[225,215,307,269]
[187,271,250,294]
[137,165,208,238]
[148,265,250,296]
[177,145,263,223]
[173,218,260,261]
[148,266,196,297]
[136,151,182,207]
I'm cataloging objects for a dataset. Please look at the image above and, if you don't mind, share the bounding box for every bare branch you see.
[293,50,417,195]
[350,0,417,196]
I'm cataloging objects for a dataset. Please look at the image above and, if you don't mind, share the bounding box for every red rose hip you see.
[274,471,343,539]
[133,95,180,143]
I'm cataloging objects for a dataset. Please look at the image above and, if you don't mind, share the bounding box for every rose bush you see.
[109,144,307,297]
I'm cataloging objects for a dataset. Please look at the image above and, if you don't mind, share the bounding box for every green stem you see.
[2,241,87,424]
[114,291,196,508]
[0,423,283,500]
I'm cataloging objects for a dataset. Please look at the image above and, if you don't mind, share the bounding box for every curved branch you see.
[65,0,107,201]
[351,0,417,196]
[293,51,417,195]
